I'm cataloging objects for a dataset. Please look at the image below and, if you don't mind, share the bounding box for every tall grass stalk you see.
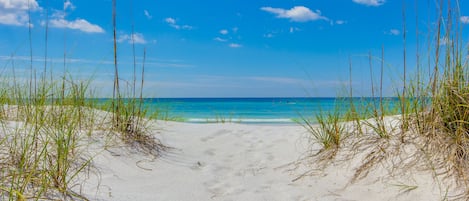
[27,0,33,101]
[347,56,363,135]
[400,0,409,138]
[136,48,146,129]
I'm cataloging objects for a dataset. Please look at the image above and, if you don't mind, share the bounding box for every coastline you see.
[0,105,459,200]
[102,97,401,124]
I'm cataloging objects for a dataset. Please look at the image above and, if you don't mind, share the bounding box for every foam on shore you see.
[186,118,294,124]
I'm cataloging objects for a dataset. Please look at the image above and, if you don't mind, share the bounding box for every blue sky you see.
[0,0,468,97]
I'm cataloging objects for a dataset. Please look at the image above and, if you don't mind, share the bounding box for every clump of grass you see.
[387,1,469,194]
[298,0,469,198]
[109,0,167,156]
[0,1,167,200]
[300,100,346,155]
[0,77,97,201]
[360,48,398,139]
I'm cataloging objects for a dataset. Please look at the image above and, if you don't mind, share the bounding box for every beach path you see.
[82,122,443,201]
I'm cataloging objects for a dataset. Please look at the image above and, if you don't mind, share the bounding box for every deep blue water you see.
[133,97,400,124]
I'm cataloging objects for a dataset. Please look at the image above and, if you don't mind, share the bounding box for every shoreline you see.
[184,118,297,124]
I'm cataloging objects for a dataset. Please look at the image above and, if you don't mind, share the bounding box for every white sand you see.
[76,120,456,201]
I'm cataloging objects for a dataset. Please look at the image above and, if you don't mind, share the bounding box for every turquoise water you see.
[137,97,400,124]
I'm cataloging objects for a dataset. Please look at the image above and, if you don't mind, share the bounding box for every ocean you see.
[138,97,400,124]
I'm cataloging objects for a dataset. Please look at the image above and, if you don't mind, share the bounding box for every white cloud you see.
[352,0,385,6]
[389,29,400,35]
[0,0,41,26]
[261,6,327,22]
[144,10,152,19]
[0,0,40,10]
[461,16,469,24]
[229,43,242,48]
[214,37,227,42]
[181,25,193,30]
[335,20,346,25]
[42,0,103,33]
[165,17,193,30]
[289,27,300,33]
[220,29,228,35]
[49,18,104,33]
[0,12,28,26]
[232,27,238,33]
[165,17,176,24]
[64,0,75,10]
[439,37,450,46]
[264,33,274,38]
[385,29,400,35]
[118,33,147,44]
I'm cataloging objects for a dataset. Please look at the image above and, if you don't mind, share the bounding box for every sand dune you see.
[77,120,453,201]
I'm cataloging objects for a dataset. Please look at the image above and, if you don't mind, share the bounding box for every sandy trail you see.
[82,121,447,201]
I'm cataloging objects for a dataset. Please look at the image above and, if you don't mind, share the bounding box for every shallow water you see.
[137,97,400,124]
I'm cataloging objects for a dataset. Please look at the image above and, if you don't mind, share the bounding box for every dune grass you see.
[299,100,347,152]
[0,77,97,200]
[300,0,469,198]
[0,49,164,201]
[0,0,166,200]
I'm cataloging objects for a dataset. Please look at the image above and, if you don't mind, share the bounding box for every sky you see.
[0,0,468,98]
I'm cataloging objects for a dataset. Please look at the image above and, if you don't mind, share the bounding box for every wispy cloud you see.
[165,17,193,30]
[144,10,152,19]
[215,27,242,47]
[439,37,451,46]
[335,20,347,25]
[63,0,75,10]
[117,33,148,44]
[0,55,112,66]
[165,17,176,24]
[352,0,385,7]
[182,25,193,29]
[289,27,301,33]
[143,58,196,68]
[461,16,469,24]
[229,43,242,48]
[0,55,194,69]
[0,0,41,26]
[220,29,228,35]
[263,33,274,38]
[214,37,227,42]
[385,29,400,35]
[49,18,104,33]
[261,6,328,22]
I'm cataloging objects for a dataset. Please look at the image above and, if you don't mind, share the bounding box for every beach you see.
[78,119,449,201]
[1,0,467,200]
